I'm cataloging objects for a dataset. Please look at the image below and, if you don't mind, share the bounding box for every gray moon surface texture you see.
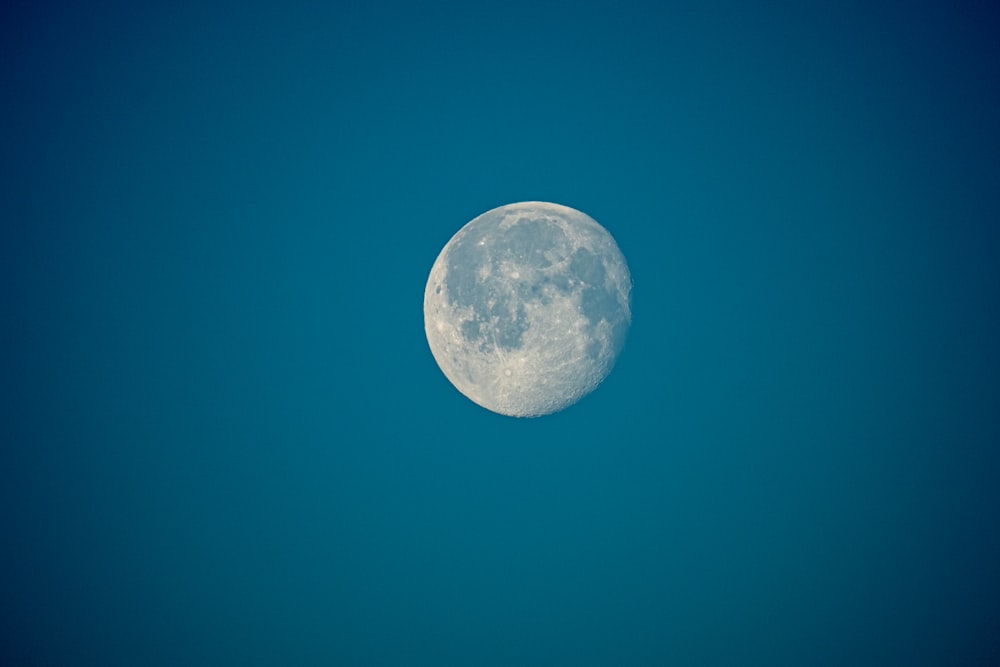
[424,202,632,417]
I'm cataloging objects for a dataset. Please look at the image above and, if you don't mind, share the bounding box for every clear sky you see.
[3,1,999,664]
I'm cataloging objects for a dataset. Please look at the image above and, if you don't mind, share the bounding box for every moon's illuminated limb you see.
[424,202,631,417]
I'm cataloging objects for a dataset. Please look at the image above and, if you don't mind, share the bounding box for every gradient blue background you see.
[3,1,999,664]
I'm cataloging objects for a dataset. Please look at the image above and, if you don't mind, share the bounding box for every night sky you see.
[3,1,1000,665]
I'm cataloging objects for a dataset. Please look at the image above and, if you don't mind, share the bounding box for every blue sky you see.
[3,1,999,664]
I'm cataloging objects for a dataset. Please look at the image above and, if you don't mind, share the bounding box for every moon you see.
[424,201,632,417]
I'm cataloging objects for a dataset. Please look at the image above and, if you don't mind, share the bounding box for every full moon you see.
[424,201,632,417]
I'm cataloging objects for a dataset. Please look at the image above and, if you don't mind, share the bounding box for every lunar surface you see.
[424,201,631,417]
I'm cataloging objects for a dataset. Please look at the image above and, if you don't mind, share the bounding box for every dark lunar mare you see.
[569,247,629,360]
[446,212,567,354]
